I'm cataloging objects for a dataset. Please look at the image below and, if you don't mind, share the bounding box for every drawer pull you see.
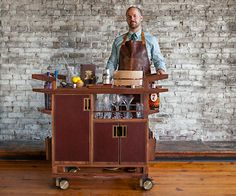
[83,98,90,111]
[112,125,127,138]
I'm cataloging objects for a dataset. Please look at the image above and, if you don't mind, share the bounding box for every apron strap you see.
[121,33,128,46]
[141,31,145,45]
[121,32,146,45]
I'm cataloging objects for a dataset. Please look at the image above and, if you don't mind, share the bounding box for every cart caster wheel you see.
[140,178,153,191]
[59,178,69,190]
[68,167,78,173]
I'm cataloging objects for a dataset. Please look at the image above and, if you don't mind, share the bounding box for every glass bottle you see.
[149,93,159,110]
[44,72,52,110]
[150,61,157,75]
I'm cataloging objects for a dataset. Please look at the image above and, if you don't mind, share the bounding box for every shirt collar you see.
[128,29,142,39]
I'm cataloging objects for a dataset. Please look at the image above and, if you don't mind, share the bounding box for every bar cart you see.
[32,72,168,191]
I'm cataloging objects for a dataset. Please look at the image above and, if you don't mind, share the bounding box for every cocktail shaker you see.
[102,69,111,84]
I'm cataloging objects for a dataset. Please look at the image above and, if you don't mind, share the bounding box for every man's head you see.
[126,6,143,32]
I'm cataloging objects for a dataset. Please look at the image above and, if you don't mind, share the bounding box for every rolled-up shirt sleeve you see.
[151,36,166,72]
[106,40,118,74]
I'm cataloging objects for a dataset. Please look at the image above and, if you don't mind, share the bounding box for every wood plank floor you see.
[0,160,236,196]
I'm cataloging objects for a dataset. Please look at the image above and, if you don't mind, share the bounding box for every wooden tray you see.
[87,84,113,88]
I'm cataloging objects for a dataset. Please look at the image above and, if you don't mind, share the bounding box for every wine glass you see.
[136,103,144,118]
[95,96,104,119]
[103,94,112,119]
[111,94,122,119]
[122,95,134,119]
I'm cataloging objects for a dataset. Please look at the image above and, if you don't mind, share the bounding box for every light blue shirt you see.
[106,30,166,74]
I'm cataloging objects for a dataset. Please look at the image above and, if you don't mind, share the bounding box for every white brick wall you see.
[0,0,235,141]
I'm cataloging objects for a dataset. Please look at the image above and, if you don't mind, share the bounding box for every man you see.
[106,6,166,75]
[104,6,165,172]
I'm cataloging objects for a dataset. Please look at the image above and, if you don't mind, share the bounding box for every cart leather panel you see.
[93,123,119,163]
[120,122,146,163]
[54,95,89,161]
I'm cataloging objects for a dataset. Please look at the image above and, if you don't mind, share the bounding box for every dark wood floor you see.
[0,160,236,195]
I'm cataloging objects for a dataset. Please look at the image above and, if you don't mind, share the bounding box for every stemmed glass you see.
[122,95,134,119]
[136,103,144,118]
[95,96,104,119]
[103,94,112,119]
[111,94,122,119]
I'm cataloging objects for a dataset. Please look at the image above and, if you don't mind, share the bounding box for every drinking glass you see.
[111,94,122,119]
[122,95,134,119]
[95,98,104,119]
[103,94,112,119]
[136,103,144,118]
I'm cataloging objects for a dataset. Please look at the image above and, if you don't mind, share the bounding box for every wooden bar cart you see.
[32,73,168,191]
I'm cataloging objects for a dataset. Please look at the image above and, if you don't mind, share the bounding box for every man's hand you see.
[157,69,166,75]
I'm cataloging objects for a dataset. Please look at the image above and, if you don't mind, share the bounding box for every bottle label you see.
[149,93,159,110]
[150,64,156,74]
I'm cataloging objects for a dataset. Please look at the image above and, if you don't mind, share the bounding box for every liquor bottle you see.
[150,61,157,75]
[102,69,111,84]
[149,81,159,110]
[47,80,52,110]
[44,81,48,110]
[65,64,75,84]
[149,93,159,110]
[54,70,60,87]
[44,72,51,110]
[84,70,93,85]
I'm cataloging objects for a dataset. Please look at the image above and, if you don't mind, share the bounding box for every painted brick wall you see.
[0,0,235,141]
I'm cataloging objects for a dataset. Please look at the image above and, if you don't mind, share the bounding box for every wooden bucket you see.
[113,71,143,87]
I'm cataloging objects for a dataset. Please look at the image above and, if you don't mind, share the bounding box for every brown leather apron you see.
[118,32,150,75]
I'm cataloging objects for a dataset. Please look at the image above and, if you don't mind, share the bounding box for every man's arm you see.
[106,40,118,74]
[151,36,166,74]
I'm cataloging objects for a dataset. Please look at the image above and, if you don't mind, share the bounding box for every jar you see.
[84,70,93,85]
[102,69,111,84]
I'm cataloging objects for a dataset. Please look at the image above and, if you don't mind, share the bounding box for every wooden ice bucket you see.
[113,70,143,87]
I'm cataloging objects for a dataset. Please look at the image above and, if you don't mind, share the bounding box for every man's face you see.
[126,8,143,30]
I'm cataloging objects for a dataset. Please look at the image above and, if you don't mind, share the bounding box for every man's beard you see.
[129,21,140,29]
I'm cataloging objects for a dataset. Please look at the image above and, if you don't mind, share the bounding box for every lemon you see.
[71,76,81,83]
[76,80,84,87]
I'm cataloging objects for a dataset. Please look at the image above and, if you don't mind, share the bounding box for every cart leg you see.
[55,178,60,187]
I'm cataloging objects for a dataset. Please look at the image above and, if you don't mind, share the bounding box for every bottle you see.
[54,70,60,87]
[150,61,157,75]
[149,93,160,110]
[44,72,52,110]
[102,69,111,84]
[84,70,93,85]
[44,78,49,110]
[65,64,76,84]
[47,77,52,110]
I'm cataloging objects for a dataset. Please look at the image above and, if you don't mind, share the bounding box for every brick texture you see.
[0,0,235,141]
